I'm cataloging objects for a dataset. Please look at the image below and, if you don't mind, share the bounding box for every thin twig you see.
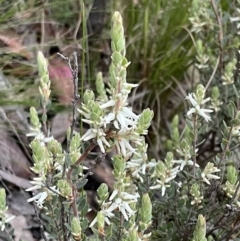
[67,142,96,180]
[210,0,223,77]
[57,51,81,238]
[40,0,45,50]
[192,115,198,177]
[57,52,79,178]
[60,197,68,241]
[33,203,48,241]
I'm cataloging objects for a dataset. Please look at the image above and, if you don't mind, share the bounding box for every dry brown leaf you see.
[0,29,33,60]
[51,112,71,143]
[7,210,34,241]
[0,128,31,178]
[0,170,32,189]
[48,58,74,106]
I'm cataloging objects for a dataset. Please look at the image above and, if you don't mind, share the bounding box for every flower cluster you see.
[189,0,214,33]
[222,59,237,85]
[150,152,179,196]
[78,12,153,158]
[186,84,213,122]
[192,215,207,241]
[201,162,220,185]
[223,165,240,207]
[190,183,203,207]
[210,86,223,112]
[126,137,156,183]
[173,139,199,171]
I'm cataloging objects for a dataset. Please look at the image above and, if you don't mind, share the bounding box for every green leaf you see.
[76,179,88,190]
[231,118,240,126]
[112,51,123,64]
[227,102,236,119]
[64,223,72,232]
[198,124,208,134]
[177,198,185,208]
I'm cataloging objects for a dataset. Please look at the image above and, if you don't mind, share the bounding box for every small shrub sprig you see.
[26,11,154,241]
[24,5,240,241]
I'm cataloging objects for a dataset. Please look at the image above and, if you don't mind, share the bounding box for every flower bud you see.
[192,215,207,241]
[227,165,238,185]
[126,229,139,241]
[30,107,41,129]
[196,84,205,103]
[96,72,107,100]
[0,189,7,213]
[71,217,82,241]
[97,211,105,236]
[57,180,72,198]
[37,51,48,78]
[139,193,152,231]
[47,139,62,157]
[83,90,95,104]
[97,183,109,202]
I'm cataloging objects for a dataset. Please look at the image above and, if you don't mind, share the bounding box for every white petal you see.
[161,185,166,196]
[207,174,220,180]
[109,189,118,201]
[180,161,186,171]
[201,97,210,105]
[149,184,161,190]
[165,175,177,183]
[81,129,96,141]
[101,136,110,147]
[119,139,127,156]
[201,173,211,185]
[187,160,199,167]
[107,202,118,213]
[97,138,105,153]
[100,100,115,109]
[186,93,198,107]
[119,206,128,221]
[117,112,127,129]
[122,138,135,154]
[122,107,139,120]
[89,217,97,227]
[187,108,196,116]
[26,185,42,192]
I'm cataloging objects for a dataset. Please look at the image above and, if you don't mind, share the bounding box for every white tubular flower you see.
[106,190,139,221]
[201,162,220,185]
[186,93,213,122]
[173,159,200,171]
[26,128,54,145]
[26,177,59,208]
[107,197,136,221]
[26,177,45,191]
[27,191,48,208]
[115,135,136,157]
[150,162,179,196]
[127,158,157,182]
[81,128,110,153]
[89,205,114,227]
[150,180,167,196]
[101,99,139,131]
[90,190,139,227]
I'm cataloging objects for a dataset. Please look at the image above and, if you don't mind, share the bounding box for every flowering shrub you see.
[1,2,240,240]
